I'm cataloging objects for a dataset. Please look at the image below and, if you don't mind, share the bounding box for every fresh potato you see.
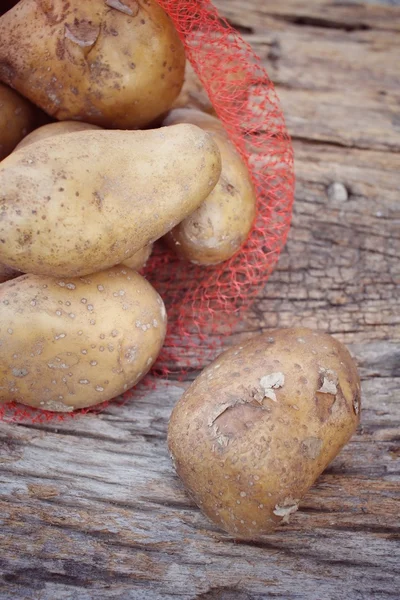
[163,109,256,265]
[0,124,221,277]
[0,267,167,411]
[122,244,153,271]
[0,262,21,283]
[168,327,361,539]
[15,121,101,150]
[0,0,185,129]
[0,82,39,160]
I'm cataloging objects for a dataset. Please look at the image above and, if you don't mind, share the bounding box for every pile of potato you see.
[0,1,361,538]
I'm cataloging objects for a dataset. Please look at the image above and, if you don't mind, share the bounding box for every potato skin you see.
[0,124,221,277]
[122,244,153,271]
[163,109,256,265]
[168,327,361,539]
[0,0,185,129]
[0,267,167,411]
[0,83,38,160]
[15,120,101,150]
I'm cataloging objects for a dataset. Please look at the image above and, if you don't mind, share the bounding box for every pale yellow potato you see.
[16,120,101,150]
[0,261,21,283]
[0,0,185,129]
[168,327,361,539]
[0,124,221,277]
[0,82,38,160]
[122,244,153,271]
[0,267,167,411]
[163,109,256,265]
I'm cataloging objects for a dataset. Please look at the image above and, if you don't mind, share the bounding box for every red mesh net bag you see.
[0,0,294,424]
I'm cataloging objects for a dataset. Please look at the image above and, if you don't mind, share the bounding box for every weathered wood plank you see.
[0,0,399,598]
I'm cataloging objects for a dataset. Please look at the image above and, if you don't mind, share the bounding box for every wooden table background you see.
[1,0,399,598]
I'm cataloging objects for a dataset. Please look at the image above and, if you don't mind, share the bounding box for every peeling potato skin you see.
[0,0,185,129]
[0,266,167,411]
[15,120,101,150]
[0,124,221,277]
[163,109,256,265]
[168,327,361,539]
[0,83,39,160]
[122,243,153,271]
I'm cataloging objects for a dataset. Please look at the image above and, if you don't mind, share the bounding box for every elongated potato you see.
[0,0,185,129]
[0,82,39,160]
[15,121,101,150]
[0,124,221,277]
[0,267,167,411]
[0,262,21,283]
[168,327,361,539]
[122,244,153,271]
[163,109,256,265]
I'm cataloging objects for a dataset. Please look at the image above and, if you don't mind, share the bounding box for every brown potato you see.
[0,262,21,283]
[0,124,221,277]
[163,109,256,265]
[0,267,167,411]
[0,0,185,129]
[122,244,153,271]
[0,82,39,160]
[15,120,101,150]
[168,327,361,539]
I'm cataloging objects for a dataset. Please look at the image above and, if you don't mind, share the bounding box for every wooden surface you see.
[1,1,399,598]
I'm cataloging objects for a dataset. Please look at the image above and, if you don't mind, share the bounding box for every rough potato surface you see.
[0,267,167,411]
[168,327,361,539]
[0,0,185,128]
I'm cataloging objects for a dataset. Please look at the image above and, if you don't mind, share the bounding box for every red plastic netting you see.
[0,0,294,424]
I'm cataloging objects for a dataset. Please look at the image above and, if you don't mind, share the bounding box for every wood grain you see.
[0,0,399,598]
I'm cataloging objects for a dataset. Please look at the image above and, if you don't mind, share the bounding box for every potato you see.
[0,0,185,129]
[168,327,361,539]
[0,266,167,411]
[0,262,21,283]
[0,124,221,277]
[0,82,39,160]
[163,109,256,265]
[122,244,153,271]
[15,121,101,150]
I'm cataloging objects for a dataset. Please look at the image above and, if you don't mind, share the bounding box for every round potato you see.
[168,327,361,539]
[0,267,167,411]
[163,109,256,265]
[122,244,153,271]
[0,261,21,283]
[0,124,221,277]
[15,121,101,150]
[0,0,185,129]
[0,82,39,160]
